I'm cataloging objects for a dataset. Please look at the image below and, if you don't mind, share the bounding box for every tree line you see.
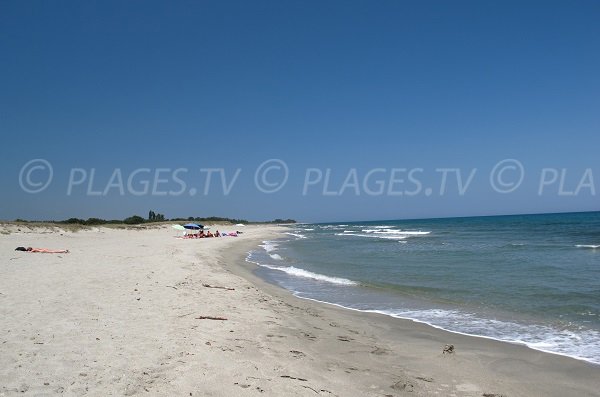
[14,211,295,225]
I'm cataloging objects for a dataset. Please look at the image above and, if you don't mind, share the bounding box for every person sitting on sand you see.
[206,231,214,237]
[15,246,69,253]
[214,230,220,237]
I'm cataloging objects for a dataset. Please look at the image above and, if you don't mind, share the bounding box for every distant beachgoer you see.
[215,230,220,237]
[15,247,69,253]
[206,231,214,237]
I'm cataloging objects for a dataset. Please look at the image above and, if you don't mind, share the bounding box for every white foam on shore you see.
[260,241,278,253]
[258,264,358,286]
[269,253,283,260]
[374,310,600,366]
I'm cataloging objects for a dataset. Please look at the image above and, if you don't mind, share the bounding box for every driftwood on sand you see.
[202,283,235,291]
[195,316,228,321]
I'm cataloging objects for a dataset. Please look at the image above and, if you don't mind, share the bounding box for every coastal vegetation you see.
[12,211,296,226]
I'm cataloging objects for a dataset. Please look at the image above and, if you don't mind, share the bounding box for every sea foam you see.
[260,241,278,253]
[258,264,358,286]
[575,244,600,249]
[336,232,409,240]
[285,232,307,239]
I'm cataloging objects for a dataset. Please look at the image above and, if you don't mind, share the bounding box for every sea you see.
[246,211,600,365]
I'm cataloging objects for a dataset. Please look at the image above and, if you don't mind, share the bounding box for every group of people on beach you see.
[183,230,243,239]
[185,230,219,238]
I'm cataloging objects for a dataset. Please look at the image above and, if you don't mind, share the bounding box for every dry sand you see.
[1,224,599,396]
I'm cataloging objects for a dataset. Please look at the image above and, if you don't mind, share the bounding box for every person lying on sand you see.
[15,247,69,253]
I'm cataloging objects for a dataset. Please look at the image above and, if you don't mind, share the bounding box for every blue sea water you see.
[246,212,600,365]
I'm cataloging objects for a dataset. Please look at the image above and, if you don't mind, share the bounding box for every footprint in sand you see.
[456,383,481,393]
[290,350,306,358]
[390,377,414,392]
[415,376,434,383]
[371,346,389,355]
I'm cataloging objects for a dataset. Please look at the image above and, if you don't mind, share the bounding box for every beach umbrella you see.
[184,223,204,230]
[172,224,187,237]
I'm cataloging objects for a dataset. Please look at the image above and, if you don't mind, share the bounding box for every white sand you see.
[1,224,599,396]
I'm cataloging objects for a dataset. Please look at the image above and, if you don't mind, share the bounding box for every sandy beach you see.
[1,224,599,396]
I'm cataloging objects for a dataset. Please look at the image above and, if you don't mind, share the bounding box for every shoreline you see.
[245,234,600,367]
[224,231,600,396]
[274,295,598,366]
[1,225,598,396]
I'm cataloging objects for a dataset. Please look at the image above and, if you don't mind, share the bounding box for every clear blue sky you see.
[1,1,599,222]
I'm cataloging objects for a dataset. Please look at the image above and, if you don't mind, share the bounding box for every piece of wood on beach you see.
[195,316,228,321]
[280,375,307,382]
[202,283,235,291]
